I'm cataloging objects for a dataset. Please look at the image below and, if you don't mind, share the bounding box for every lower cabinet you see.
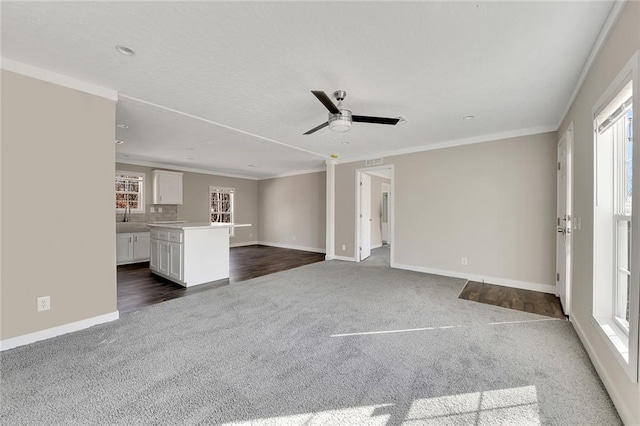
[150,230,184,284]
[169,242,183,281]
[116,232,151,265]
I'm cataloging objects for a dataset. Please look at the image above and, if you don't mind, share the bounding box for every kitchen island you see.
[148,222,251,287]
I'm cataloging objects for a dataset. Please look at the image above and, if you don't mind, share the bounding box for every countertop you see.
[147,222,252,230]
[115,221,187,234]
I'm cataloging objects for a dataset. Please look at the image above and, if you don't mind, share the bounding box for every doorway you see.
[356,165,394,266]
[556,123,573,316]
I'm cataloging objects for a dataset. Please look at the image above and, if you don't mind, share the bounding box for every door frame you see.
[355,165,394,264]
[556,122,574,316]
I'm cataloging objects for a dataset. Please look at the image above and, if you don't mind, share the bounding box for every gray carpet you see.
[1,256,620,425]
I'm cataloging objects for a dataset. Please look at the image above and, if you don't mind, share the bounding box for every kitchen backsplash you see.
[115,205,178,223]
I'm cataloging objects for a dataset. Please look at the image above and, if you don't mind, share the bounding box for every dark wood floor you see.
[458,281,566,319]
[117,245,325,313]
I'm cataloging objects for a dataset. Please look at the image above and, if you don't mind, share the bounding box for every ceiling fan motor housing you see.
[329,109,352,132]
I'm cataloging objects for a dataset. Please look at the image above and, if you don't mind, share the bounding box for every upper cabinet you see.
[152,170,183,205]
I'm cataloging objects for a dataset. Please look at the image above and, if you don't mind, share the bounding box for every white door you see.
[150,239,159,269]
[169,242,183,281]
[133,233,151,260]
[116,234,133,263]
[158,240,170,275]
[360,173,372,261]
[556,124,573,316]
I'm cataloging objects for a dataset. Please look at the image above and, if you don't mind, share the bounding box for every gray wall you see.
[558,1,640,422]
[335,131,557,288]
[1,71,117,340]
[258,172,326,252]
[115,163,259,244]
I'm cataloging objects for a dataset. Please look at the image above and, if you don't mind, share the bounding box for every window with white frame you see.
[115,171,145,213]
[210,186,234,236]
[594,70,638,382]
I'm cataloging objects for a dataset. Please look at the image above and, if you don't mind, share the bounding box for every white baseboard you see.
[257,241,325,254]
[329,255,356,262]
[391,263,556,294]
[571,317,636,426]
[371,244,383,249]
[0,311,120,352]
[229,240,258,248]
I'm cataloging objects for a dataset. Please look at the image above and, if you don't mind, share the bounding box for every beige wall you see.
[1,71,117,340]
[258,172,326,251]
[335,132,557,288]
[115,163,259,244]
[558,1,640,423]
[368,175,390,248]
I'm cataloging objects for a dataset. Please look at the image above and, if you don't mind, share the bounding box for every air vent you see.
[365,158,384,166]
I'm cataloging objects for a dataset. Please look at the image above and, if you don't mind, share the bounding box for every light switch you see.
[158,207,163,213]
[149,207,155,213]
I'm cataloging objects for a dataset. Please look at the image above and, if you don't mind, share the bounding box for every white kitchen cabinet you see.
[116,232,151,265]
[169,242,183,281]
[116,234,134,263]
[133,233,151,260]
[149,223,250,287]
[152,170,183,205]
[158,240,170,275]
[150,239,159,269]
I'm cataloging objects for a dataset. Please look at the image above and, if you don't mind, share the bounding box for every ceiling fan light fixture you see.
[328,109,352,132]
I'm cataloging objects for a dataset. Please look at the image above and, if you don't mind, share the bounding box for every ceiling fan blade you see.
[352,115,400,125]
[303,121,329,135]
[311,91,341,114]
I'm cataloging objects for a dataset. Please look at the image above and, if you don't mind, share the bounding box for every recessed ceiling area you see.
[1,1,615,178]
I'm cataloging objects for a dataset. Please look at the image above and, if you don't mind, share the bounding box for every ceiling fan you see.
[303,90,401,135]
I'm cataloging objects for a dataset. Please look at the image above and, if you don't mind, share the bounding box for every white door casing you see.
[360,173,372,261]
[556,123,573,316]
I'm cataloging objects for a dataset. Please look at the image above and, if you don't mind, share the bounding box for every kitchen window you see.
[210,186,234,236]
[115,171,145,213]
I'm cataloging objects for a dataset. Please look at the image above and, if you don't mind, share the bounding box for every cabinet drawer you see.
[157,230,169,241]
[169,231,183,243]
[150,230,159,239]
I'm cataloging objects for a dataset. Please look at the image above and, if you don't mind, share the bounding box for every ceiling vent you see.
[365,158,384,167]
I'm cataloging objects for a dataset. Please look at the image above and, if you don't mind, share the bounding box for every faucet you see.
[123,205,131,222]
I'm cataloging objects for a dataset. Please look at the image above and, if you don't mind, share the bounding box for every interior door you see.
[360,173,372,261]
[381,183,390,244]
[556,125,573,316]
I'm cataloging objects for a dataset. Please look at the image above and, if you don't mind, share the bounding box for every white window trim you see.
[209,186,235,237]
[592,50,639,383]
[115,170,145,214]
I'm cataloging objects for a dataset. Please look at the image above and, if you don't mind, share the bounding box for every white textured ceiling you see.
[1,1,614,179]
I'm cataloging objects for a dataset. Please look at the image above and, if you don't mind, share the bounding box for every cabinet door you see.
[133,233,151,260]
[116,234,133,263]
[153,171,183,204]
[158,240,170,275]
[169,242,183,281]
[150,239,159,270]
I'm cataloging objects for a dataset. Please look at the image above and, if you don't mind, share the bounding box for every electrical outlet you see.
[149,207,155,213]
[293,235,296,241]
[341,244,346,251]
[37,296,50,312]
[158,207,163,213]
[461,257,468,266]
[249,233,253,238]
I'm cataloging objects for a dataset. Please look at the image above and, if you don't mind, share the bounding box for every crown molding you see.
[1,57,118,101]
[265,167,326,179]
[556,0,627,129]
[115,157,260,181]
[335,124,557,164]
